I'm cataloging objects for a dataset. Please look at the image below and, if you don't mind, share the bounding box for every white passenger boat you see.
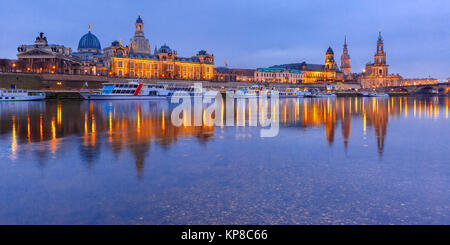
[80,81,168,100]
[0,89,46,101]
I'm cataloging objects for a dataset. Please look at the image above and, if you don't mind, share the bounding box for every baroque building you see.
[106,16,214,80]
[129,16,151,56]
[270,47,344,83]
[359,32,402,88]
[17,32,81,74]
[254,68,302,84]
[73,25,106,75]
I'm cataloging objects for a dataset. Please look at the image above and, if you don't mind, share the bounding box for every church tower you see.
[375,32,386,65]
[371,32,389,76]
[324,46,337,81]
[340,36,351,77]
[135,16,144,36]
[325,46,336,71]
[129,15,151,56]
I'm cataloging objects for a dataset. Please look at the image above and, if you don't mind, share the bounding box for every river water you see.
[0,96,448,224]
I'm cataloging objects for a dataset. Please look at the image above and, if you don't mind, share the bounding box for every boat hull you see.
[0,95,46,101]
[80,93,166,100]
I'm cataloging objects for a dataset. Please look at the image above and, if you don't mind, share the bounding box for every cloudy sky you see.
[1,0,449,80]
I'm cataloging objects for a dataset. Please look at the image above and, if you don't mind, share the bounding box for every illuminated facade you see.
[399,78,438,86]
[105,16,214,80]
[17,32,81,74]
[359,32,402,88]
[254,68,302,83]
[270,47,344,84]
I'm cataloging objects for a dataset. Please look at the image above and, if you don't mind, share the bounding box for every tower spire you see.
[89,24,91,32]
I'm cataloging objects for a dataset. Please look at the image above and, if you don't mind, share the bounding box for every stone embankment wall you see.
[0,72,309,90]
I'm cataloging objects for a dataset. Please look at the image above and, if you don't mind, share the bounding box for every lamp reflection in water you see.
[1,97,447,176]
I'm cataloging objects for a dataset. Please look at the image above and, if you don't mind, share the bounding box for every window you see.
[130,62,134,68]
[154,64,158,69]
[118,61,123,68]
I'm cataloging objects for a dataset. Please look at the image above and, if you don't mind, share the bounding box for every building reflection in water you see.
[0,96,448,176]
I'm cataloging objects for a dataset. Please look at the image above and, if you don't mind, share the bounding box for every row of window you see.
[112,90,135,94]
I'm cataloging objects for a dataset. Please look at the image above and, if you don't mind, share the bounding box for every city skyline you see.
[1,0,449,80]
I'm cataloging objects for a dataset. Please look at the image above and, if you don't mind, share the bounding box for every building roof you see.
[78,31,101,51]
[136,15,143,24]
[326,46,334,55]
[257,68,302,74]
[158,44,172,54]
[270,62,325,71]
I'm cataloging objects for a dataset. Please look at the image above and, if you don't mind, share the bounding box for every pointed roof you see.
[136,15,143,24]
[326,46,334,55]
[378,31,383,42]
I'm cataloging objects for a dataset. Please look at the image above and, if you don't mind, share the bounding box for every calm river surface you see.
[0,96,448,224]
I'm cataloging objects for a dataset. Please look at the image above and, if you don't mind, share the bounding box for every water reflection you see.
[0,96,448,174]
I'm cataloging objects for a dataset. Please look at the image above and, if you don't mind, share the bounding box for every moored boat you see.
[0,89,46,101]
[80,81,167,100]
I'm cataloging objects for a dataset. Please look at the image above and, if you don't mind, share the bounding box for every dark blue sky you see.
[1,0,449,80]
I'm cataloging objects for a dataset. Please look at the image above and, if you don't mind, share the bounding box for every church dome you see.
[78,31,101,51]
[159,44,172,53]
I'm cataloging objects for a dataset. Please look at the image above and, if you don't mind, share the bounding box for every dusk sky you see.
[1,0,449,80]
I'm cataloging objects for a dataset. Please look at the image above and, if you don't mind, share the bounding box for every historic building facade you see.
[270,47,344,84]
[254,68,302,84]
[214,67,256,82]
[17,32,81,74]
[105,16,214,80]
[359,33,402,88]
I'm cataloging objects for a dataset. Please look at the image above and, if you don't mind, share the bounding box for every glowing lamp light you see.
[56,81,63,86]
